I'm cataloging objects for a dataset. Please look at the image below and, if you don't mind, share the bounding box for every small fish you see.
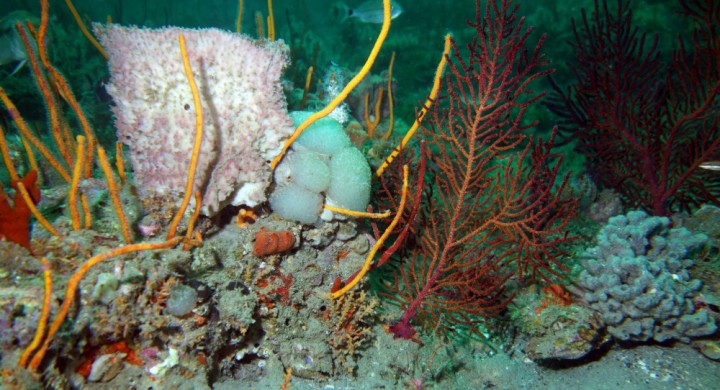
[699,161,720,171]
[336,1,404,24]
[93,74,113,104]
[0,10,39,77]
[0,33,25,73]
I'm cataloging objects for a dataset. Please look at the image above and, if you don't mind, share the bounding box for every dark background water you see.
[0,0,693,155]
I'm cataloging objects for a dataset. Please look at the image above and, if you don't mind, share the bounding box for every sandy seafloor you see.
[259,342,719,390]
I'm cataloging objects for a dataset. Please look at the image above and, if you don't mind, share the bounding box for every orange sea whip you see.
[16,179,62,238]
[167,34,204,240]
[365,88,384,138]
[380,51,396,140]
[115,142,126,185]
[18,257,52,368]
[0,88,70,182]
[0,121,19,182]
[271,0,393,170]
[27,237,191,370]
[98,146,132,243]
[376,34,451,177]
[18,257,52,367]
[300,66,314,110]
[68,135,86,231]
[16,23,72,170]
[330,165,408,299]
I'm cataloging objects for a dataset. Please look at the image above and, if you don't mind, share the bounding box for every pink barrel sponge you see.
[94,24,294,215]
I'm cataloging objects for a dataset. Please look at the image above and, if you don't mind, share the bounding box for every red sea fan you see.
[547,0,720,215]
[381,0,577,342]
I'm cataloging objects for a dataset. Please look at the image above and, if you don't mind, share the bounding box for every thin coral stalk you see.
[15,23,72,170]
[255,11,264,39]
[186,191,202,236]
[44,69,96,178]
[267,0,276,40]
[300,66,313,110]
[80,193,92,228]
[18,257,52,368]
[365,88,384,137]
[168,34,204,240]
[236,0,244,33]
[68,136,86,230]
[37,0,97,178]
[330,165,408,299]
[97,146,132,243]
[0,87,70,182]
[115,141,126,185]
[58,117,75,163]
[16,181,62,238]
[323,204,390,219]
[183,191,202,250]
[20,135,41,184]
[61,0,108,59]
[376,34,451,177]
[36,0,50,65]
[380,51,396,140]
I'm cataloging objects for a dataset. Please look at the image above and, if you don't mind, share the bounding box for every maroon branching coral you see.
[381,0,577,342]
[546,0,720,215]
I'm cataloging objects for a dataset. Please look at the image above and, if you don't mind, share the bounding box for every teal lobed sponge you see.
[291,115,352,155]
[327,147,371,212]
[269,183,324,224]
[270,112,371,224]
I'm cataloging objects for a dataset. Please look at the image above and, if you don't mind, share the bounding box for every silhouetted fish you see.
[0,10,39,76]
[336,1,404,24]
[699,161,720,171]
[94,74,113,104]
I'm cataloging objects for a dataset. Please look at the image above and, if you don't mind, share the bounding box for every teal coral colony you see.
[0,0,718,389]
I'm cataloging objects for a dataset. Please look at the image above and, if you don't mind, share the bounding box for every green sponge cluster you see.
[269,112,371,224]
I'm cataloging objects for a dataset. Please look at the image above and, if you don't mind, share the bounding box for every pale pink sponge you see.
[94,24,294,215]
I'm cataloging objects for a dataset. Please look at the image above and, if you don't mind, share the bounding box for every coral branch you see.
[68,136,86,231]
[98,146,132,243]
[18,257,52,368]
